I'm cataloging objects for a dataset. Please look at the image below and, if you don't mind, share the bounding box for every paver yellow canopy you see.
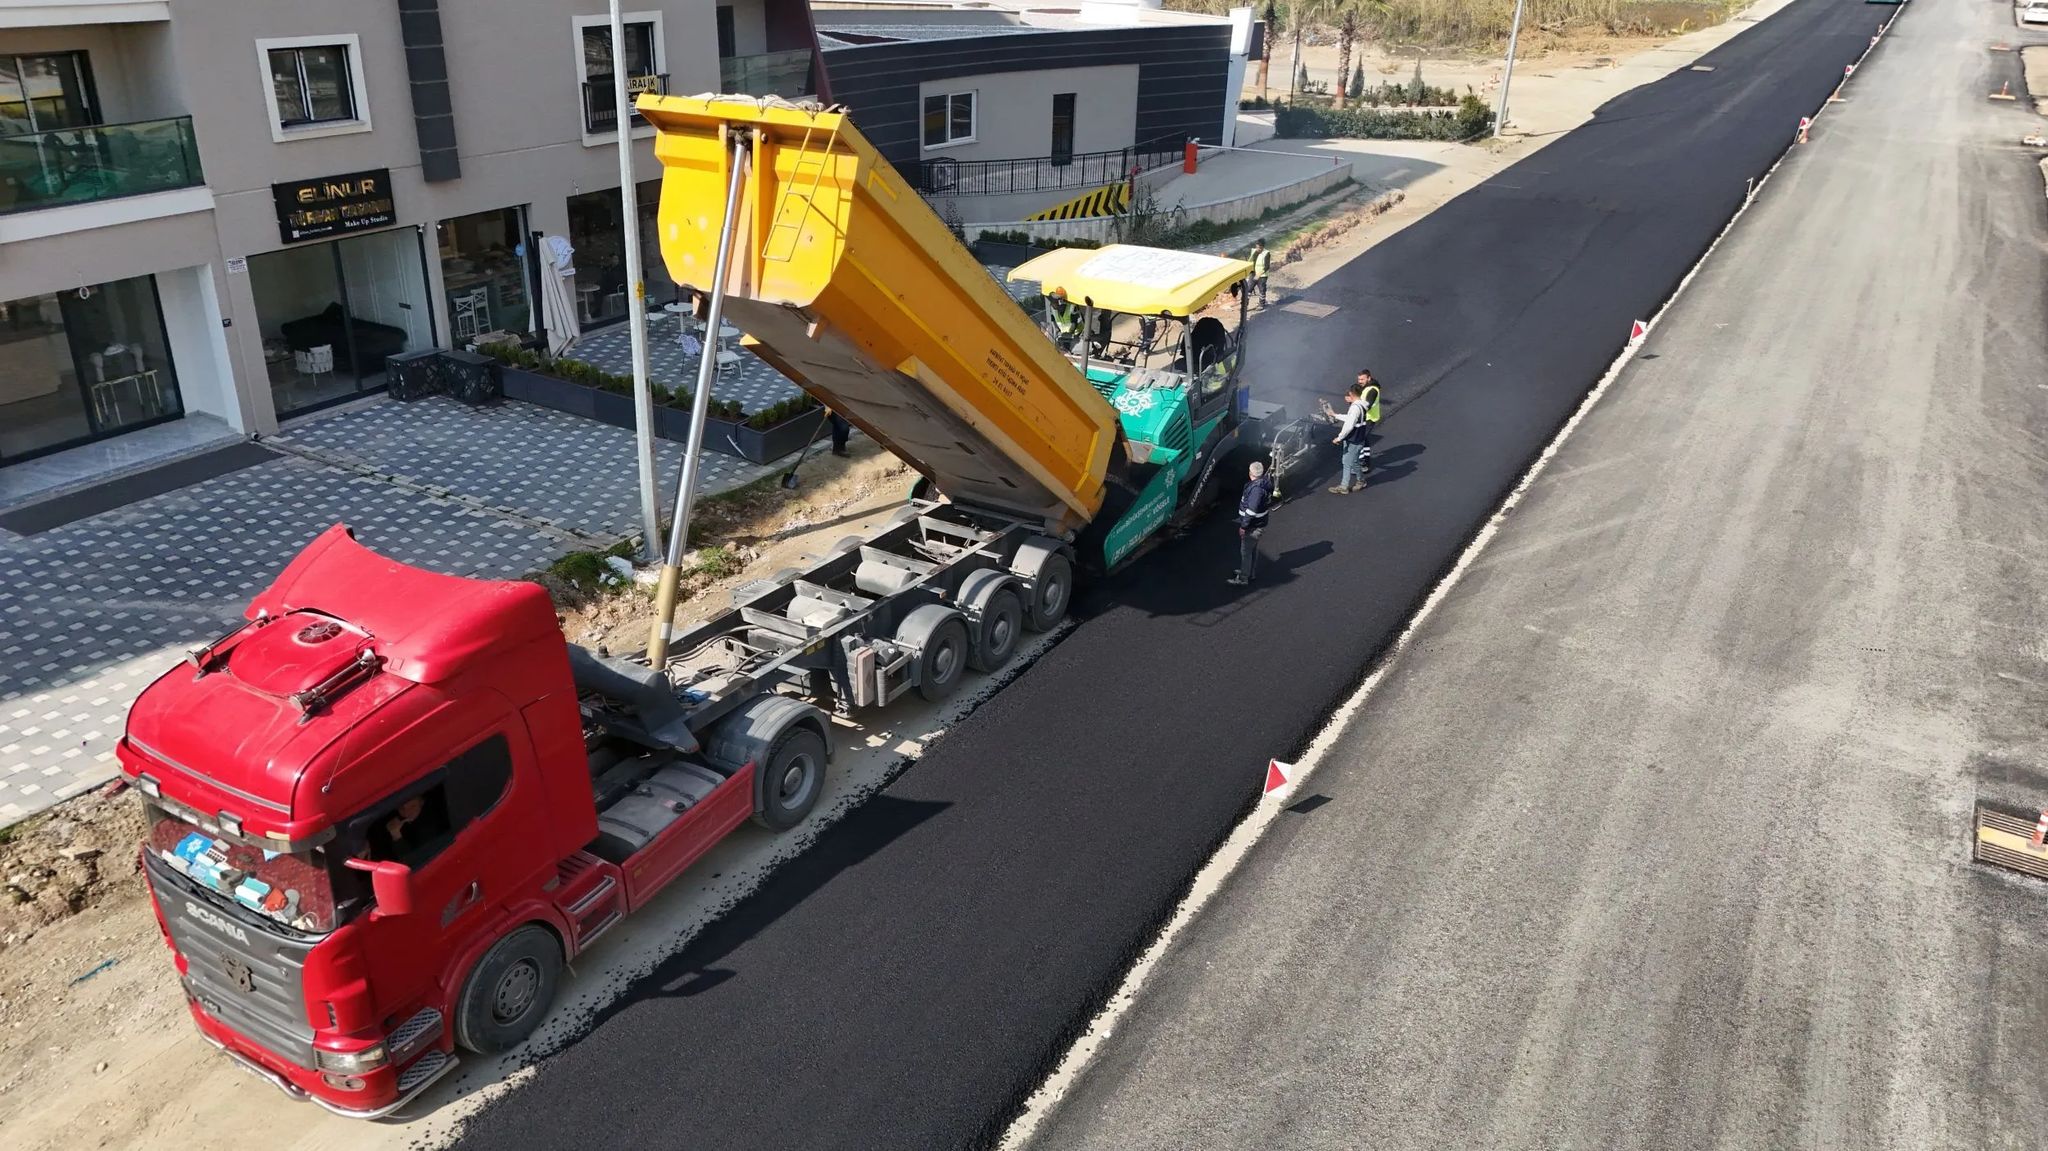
[638,94,1119,533]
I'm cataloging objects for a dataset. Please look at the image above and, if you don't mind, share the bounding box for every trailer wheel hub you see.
[493,961,542,1023]
[779,753,816,802]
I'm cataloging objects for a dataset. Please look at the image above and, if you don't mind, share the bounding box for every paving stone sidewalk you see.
[0,396,776,827]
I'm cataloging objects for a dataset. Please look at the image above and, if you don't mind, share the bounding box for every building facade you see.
[814,0,1239,214]
[0,0,821,471]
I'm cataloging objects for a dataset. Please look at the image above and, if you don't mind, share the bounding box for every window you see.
[582,21,657,78]
[573,12,667,140]
[0,52,100,137]
[361,734,514,872]
[716,7,737,58]
[922,91,975,149]
[270,45,355,126]
[255,35,371,142]
[1050,92,1076,166]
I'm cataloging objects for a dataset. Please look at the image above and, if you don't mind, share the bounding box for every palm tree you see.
[1328,0,1387,110]
[1334,2,1359,109]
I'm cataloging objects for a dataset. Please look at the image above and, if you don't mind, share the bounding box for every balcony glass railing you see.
[0,116,203,216]
[721,50,813,99]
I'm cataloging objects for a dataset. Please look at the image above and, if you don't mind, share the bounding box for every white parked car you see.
[2021,1,2048,25]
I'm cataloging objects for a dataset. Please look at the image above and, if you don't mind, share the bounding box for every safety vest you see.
[1048,298,1079,334]
[1362,384,1381,423]
[1252,248,1269,278]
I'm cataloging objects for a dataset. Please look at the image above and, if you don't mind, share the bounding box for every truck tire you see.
[957,569,1023,673]
[1011,541,1073,632]
[897,604,970,702]
[454,925,563,1056]
[752,724,827,831]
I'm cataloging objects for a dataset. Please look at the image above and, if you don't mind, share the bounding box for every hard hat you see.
[1050,286,1067,298]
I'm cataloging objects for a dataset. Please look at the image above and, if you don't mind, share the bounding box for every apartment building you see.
[0,0,822,475]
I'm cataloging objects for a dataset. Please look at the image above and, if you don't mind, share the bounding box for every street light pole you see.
[611,0,662,560]
[1494,0,1526,139]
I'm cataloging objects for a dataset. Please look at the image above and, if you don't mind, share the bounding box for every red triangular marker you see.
[1264,759,1293,794]
[1629,320,1647,343]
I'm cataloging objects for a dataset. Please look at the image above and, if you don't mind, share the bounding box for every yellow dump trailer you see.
[639,94,1120,534]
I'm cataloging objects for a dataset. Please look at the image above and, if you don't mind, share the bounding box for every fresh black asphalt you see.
[455,3,1890,1145]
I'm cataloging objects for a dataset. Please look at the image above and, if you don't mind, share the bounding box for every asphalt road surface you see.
[454,3,1900,1147]
[1028,1,2048,1147]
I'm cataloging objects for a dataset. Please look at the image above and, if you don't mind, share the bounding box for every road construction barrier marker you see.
[1991,82,2016,102]
[2033,810,2047,847]
[1264,759,1294,796]
[1845,63,1856,78]
[1797,116,1811,143]
[1026,181,1133,221]
[1628,319,1647,344]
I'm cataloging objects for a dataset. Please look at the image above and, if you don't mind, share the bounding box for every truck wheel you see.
[454,925,563,1056]
[957,570,1023,673]
[897,604,970,702]
[752,724,827,831]
[1013,545,1073,632]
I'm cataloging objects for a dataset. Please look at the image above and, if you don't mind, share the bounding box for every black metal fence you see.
[582,73,670,135]
[912,135,1185,198]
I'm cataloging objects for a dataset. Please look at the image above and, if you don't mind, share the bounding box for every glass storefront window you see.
[438,206,531,344]
[249,228,435,418]
[0,274,183,464]
[566,179,676,327]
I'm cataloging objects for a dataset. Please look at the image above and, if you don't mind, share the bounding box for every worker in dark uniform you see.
[1229,459,1274,587]
[829,409,852,457]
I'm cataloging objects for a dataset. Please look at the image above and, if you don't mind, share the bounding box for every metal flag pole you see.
[1494,0,1526,139]
[611,0,662,560]
[648,134,749,669]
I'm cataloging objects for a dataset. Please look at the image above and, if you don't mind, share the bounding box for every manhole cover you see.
[1280,301,1338,319]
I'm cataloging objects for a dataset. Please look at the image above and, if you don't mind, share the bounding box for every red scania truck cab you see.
[118,525,833,1117]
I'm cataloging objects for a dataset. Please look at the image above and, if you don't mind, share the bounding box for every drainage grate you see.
[1280,300,1338,319]
[1973,801,2048,880]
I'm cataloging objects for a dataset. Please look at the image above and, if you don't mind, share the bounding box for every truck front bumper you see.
[186,995,458,1120]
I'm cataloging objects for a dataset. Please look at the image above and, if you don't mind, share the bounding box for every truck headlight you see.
[314,1043,387,1074]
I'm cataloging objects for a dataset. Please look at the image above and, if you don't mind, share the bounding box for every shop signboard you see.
[272,168,397,245]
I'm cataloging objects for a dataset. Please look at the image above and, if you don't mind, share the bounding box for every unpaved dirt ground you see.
[2024,45,2048,117]
[0,6,1795,1143]
[556,441,913,654]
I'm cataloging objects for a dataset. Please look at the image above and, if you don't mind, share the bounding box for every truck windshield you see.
[144,803,352,935]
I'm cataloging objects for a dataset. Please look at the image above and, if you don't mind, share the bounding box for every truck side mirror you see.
[344,857,415,917]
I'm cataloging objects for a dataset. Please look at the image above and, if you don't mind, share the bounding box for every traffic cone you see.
[2032,809,2047,847]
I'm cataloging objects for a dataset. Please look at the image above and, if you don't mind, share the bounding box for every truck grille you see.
[146,852,317,1064]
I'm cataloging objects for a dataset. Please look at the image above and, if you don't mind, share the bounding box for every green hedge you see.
[1274,94,1493,141]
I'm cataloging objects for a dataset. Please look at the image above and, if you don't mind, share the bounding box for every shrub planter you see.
[501,365,597,419]
[501,367,780,459]
[728,408,830,464]
[653,404,743,450]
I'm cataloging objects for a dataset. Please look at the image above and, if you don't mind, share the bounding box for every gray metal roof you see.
[818,22,1060,48]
